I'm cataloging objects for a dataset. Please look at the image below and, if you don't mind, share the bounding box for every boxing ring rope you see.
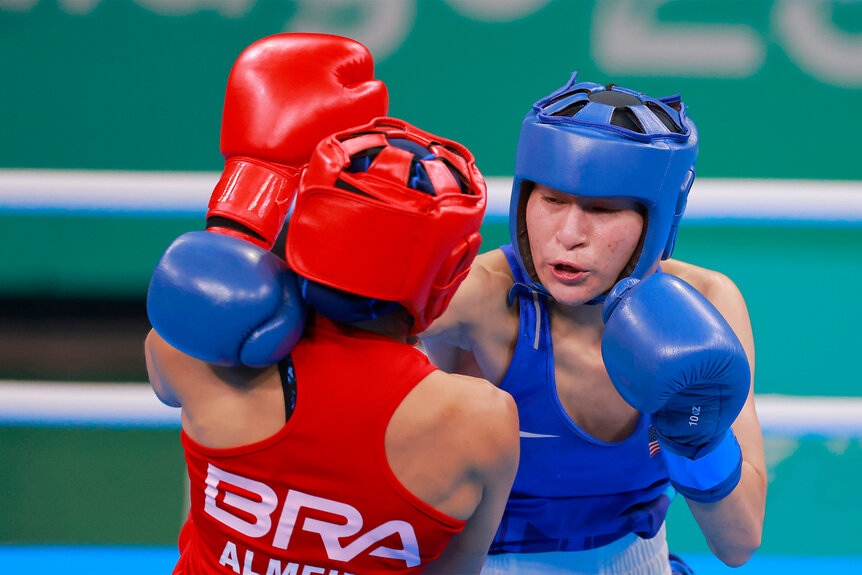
[0,381,860,437]
[2,170,862,221]
[1,170,860,435]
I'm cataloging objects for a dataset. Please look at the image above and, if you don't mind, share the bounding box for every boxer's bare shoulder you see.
[662,259,741,303]
[661,259,753,356]
[387,368,519,573]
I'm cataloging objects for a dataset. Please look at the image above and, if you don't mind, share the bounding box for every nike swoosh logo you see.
[519,431,560,438]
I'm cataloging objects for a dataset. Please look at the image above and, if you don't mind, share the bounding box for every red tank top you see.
[175,316,465,575]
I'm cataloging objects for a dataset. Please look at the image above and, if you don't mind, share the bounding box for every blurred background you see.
[1,0,861,572]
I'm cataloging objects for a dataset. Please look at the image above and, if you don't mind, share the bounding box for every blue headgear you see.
[509,72,698,299]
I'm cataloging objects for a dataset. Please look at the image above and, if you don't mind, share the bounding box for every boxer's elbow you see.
[145,330,182,408]
[711,525,762,567]
[151,378,182,408]
[699,459,766,567]
[716,543,760,568]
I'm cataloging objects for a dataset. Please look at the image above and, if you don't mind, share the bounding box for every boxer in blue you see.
[421,73,766,574]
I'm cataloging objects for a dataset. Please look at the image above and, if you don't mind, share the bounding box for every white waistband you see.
[481,524,671,575]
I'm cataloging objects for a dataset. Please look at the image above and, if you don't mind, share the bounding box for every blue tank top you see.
[489,245,673,554]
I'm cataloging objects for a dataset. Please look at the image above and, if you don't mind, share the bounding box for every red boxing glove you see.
[207,33,389,249]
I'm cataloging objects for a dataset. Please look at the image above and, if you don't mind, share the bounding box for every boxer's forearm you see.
[686,458,766,566]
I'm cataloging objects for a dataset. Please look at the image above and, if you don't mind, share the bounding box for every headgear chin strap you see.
[510,72,698,301]
[286,117,487,335]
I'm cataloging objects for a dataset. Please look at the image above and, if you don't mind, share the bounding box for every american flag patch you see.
[648,426,661,457]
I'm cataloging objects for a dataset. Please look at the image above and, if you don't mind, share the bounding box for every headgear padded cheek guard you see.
[286,118,487,335]
[509,72,698,297]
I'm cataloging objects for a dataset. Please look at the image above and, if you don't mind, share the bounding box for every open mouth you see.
[550,262,587,283]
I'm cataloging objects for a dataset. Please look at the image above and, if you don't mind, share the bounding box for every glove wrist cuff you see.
[660,428,743,503]
[208,157,301,247]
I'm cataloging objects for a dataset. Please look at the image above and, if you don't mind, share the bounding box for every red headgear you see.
[286,118,487,334]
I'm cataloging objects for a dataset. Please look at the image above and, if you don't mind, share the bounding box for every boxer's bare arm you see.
[420,255,487,372]
[663,260,766,566]
[422,249,519,381]
[145,329,286,448]
[421,341,486,378]
[422,250,509,346]
[388,370,519,574]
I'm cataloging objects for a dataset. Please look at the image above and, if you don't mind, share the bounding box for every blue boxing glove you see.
[147,231,306,368]
[601,273,750,503]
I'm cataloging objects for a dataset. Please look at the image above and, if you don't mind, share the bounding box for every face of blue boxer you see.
[525,184,643,306]
[510,74,698,303]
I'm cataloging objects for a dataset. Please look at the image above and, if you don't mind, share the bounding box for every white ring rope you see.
[1,169,862,221]
[0,382,180,428]
[0,382,860,437]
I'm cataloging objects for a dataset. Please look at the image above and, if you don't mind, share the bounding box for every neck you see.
[547,297,607,338]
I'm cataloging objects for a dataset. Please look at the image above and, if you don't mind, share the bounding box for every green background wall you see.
[2,0,862,179]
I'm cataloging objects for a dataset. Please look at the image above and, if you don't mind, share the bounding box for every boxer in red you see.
[145,34,519,575]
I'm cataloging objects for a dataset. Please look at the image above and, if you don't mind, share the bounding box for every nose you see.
[555,203,588,250]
